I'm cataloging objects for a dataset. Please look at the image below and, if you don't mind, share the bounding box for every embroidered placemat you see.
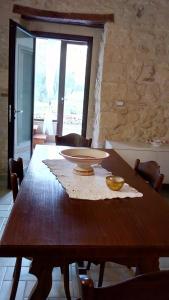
[43,159,143,200]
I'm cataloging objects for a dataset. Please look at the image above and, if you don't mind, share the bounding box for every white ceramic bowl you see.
[60,148,109,176]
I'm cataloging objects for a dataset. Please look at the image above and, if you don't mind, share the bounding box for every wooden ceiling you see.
[13,4,114,28]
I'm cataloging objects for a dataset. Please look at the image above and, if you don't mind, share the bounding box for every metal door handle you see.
[14,109,23,114]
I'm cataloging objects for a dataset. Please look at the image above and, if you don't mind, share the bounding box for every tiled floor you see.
[0,188,169,300]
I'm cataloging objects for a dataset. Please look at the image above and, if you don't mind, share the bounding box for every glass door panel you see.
[14,27,34,166]
[33,38,61,144]
[33,36,91,140]
[62,43,87,135]
[8,20,35,172]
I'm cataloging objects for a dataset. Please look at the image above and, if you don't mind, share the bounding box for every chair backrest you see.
[9,157,24,202]
[134,159,164,192]
[55,133,92,147]
[10,173,18,202]
[9,157,24,186]
[79,271,169,300]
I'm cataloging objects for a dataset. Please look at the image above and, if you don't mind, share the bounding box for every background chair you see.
[9,157,24,186]
[87,159,164,287]
[10,173,19,203]
[8,158,72,300]
[134,159,164,192]
[8,158,24,299]
[9,157,24,202]
[55,133,92,147]
[78,270,169,300]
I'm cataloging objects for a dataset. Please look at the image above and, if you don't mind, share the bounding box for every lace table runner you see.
[43,159,143,200]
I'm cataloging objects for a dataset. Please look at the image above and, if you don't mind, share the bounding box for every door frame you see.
[32,31,93,137]
[8,19,35,161]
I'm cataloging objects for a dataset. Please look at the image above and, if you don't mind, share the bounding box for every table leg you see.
[28,259,53,300]
[62,264,71,300]
[136,256,160,275]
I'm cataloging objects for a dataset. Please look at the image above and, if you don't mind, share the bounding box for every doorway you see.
[33,35,92,146]
[8,20,93,169]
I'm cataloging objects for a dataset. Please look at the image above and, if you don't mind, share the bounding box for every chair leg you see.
[10,257,22,300]
[77,261,84,268]
[86,261,91,270]
[60,265,64,274]
[98,262,105,287]
[63,264,71,300]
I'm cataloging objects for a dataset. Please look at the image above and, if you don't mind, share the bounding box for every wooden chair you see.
[78,270,169,300]
[87,160,164,287]
[9,157,24,202]
[9,157,24,186]
[10,173,19,202]
[55,133,92,147]
[134,159,164,192]
[8,158,72,300]
[8,158,24,299]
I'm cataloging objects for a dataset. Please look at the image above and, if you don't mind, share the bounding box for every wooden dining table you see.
[1,144,169,299]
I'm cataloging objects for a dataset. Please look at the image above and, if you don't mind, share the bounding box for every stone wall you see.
[96,2,169,145]
[1,0,169,180]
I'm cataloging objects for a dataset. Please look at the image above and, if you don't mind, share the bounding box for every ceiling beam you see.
[13,4,114,28]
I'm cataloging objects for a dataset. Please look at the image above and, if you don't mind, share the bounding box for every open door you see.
[8,20,35,170]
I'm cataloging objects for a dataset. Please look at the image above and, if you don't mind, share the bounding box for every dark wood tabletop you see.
[1,145,169,298]
[1,145,169,258]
